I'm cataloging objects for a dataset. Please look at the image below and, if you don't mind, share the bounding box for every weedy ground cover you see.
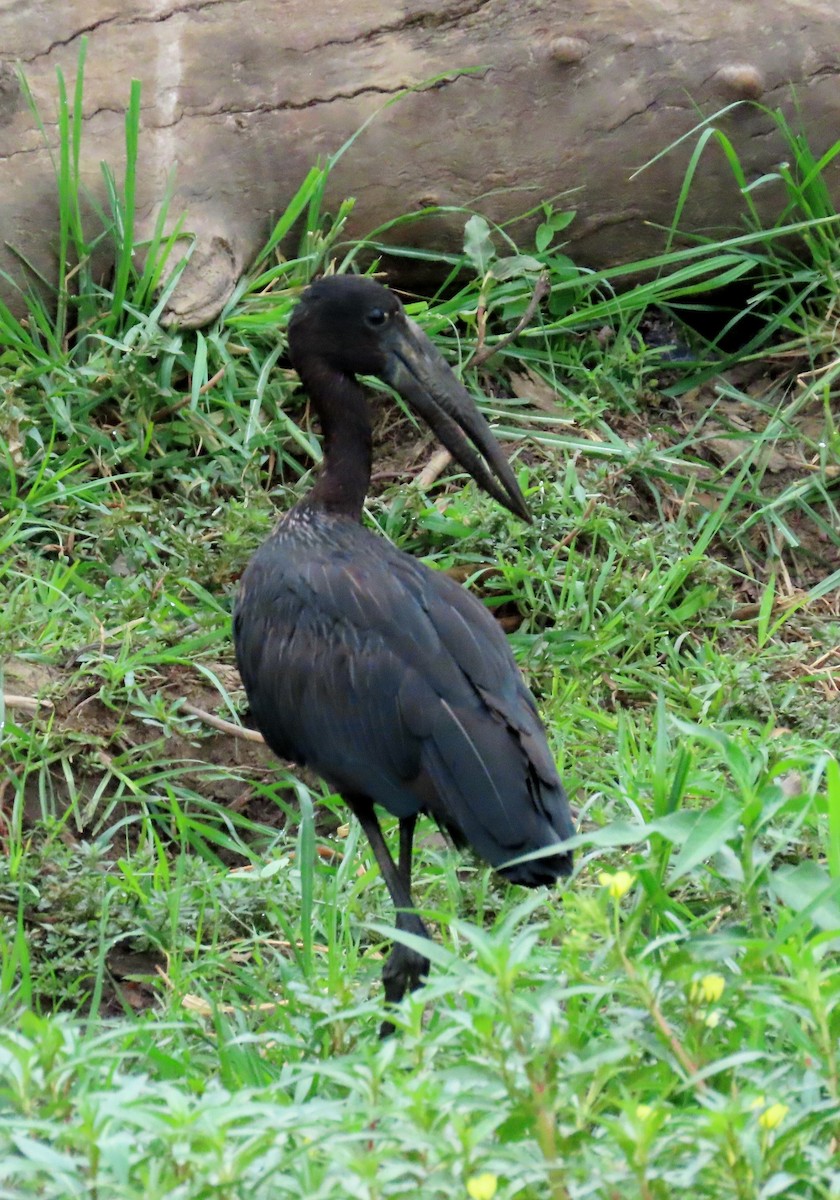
[0,51,839,1199]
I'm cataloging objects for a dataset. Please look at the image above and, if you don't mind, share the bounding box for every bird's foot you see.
[379,943,430,1038]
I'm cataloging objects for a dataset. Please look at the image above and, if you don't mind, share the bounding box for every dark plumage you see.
[234,276,574,1032]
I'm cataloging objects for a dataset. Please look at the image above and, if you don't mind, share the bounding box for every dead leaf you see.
[507,368,569,417]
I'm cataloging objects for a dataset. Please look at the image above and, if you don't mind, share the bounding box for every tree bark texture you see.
[1,1,838,326]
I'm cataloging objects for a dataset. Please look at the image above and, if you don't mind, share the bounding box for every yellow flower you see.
[698,974,725,1004]
[759,1103,789,1131]
[467,1173,498,1200]
[598,870,635,899]
[635,1104,653,1120]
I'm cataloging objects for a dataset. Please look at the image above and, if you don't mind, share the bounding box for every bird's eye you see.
[365,307,389,328]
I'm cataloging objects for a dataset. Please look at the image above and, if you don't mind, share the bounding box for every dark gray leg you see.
[348,800,430,1035]
[398,813,417,881]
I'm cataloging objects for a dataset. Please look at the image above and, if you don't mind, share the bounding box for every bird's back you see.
[234,508,573,884]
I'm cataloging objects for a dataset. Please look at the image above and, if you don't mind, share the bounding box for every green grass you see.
[1,53,840,1199]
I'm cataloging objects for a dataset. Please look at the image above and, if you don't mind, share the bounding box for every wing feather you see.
[234,514,573,881]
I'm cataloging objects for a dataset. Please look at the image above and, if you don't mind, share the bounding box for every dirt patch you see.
[1,654,283,851]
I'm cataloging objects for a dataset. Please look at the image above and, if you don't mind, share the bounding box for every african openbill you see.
[234,275,574,1031]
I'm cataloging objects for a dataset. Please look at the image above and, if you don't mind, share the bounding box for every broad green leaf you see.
[548,209,576,232]
[535,222,554,253]
[770,862,840,933]
[492,254,543,280]
[667,800,741,881]
[463,214,495,274]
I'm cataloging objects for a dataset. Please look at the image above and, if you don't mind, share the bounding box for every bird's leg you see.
[388,813,430,1013]
[398,812,417,883]
[348,801,430,1035]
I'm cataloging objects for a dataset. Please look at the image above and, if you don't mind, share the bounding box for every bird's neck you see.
[297,359,372,520]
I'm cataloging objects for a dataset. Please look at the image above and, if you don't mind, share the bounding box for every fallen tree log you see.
[1,1,838,326]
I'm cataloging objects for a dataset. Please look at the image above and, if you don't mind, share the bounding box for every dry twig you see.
[180,701,265,744]
[3,692,54,713]
[471,272,551,369]
[416,447,454,490]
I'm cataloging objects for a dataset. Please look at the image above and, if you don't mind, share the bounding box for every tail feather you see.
[421,701,574,886]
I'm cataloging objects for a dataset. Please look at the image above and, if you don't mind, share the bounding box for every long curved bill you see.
[380,316,531,523]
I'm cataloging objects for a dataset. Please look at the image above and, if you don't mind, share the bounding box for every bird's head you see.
[287,275,531,522]
[289,275,404,379]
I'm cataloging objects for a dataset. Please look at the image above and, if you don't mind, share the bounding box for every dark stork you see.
[234,275,574,1031]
